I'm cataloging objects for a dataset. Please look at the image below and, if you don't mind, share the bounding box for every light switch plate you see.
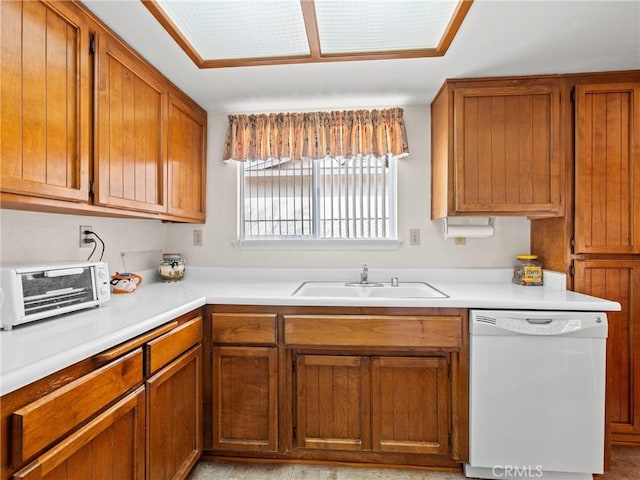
[409,228,420,246]
[193,229,203,246]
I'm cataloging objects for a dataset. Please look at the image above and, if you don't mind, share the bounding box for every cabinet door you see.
[212,346,278,452]
[574,83,640,254]
[452,84,562,215]
[13,387,145,480]
[295,355,370,451]
[94,29,167,213]
[147,345,202,480]
[371,357,450,455]
[574,260,640,445]
[1,0,90,202]
[167,90,207,221]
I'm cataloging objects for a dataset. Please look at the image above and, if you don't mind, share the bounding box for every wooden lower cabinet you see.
[212,346,278,452]
[205,306,467,469]
[1,309,204,480]
[13,387,145,480]
[294,354,451,456]
[371,356,450,455]
[574,259,640,445]
[295,355,370,451]
[147,345,202,480]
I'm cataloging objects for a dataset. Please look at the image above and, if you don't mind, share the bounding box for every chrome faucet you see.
[360,264,369,284]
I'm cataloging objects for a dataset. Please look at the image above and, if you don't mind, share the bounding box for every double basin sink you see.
[292,281,448,299]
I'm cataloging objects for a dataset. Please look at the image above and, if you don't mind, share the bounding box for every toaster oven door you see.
[20,266,98,321]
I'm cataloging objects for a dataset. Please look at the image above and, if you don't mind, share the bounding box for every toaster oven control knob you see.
[98,268,107,279]
[100,286,109,296]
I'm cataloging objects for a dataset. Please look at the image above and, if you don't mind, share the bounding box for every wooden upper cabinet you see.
[167,90,207,221]
[0,0,90,202]
[431,79,564,218]
[574,82,640,254]
[94,28,167,214]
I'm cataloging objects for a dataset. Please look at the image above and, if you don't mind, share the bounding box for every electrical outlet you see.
[79,225,94,248]
[455,236,466,246]
[193,229,203,246]
[409,228,421,246]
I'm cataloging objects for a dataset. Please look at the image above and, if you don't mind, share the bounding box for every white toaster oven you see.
[0,261,111,330]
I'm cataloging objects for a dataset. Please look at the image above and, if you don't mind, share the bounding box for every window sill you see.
[233,239,402,251]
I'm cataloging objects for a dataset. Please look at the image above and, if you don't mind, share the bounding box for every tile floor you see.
[187,447,640,480]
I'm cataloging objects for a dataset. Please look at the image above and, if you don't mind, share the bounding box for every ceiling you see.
[82,0,640,113]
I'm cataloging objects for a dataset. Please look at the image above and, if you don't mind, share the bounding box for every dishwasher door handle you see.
[525,318,554,324]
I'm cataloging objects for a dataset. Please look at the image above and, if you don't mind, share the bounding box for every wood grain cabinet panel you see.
[147,345,202,480]
[167,90,207,221]
[94,28,167,214]
[212,346,278,452]
[371,357,450,455]
[574,260,640,445]
[13,387,145,480]
[11,348,142,465]
[0,0,90,202]
[284,315,463,348]
[295,355,370,451]
[431,80,563,218]
[146,315,202,375]
[212,313,277,345]
[574,83,640,254]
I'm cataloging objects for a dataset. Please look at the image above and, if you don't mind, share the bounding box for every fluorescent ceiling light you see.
[314,0,460,54]
[143,0,473,68]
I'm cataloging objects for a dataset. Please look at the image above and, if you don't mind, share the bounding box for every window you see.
[240,155,396,241]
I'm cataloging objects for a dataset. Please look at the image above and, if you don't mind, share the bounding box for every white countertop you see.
[0,267,621,396]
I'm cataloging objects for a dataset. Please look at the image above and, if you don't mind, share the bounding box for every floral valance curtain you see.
[222,108,409,161]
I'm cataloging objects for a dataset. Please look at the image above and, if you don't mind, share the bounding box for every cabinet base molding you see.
[199,451,462,470]
[612,433,640,447]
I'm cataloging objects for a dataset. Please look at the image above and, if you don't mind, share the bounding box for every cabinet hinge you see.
[569,263,575,277]
[570,236,575,254]
[293,426,297,438]
[570,87,576,104]
[88,180,95,197]
[447,362,451,378]
[292,360,296,373]
[89,33,95,54]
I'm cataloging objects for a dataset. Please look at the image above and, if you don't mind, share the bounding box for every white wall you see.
[0,106,531,271]
[0,209,166,274]
[164,105,531,268]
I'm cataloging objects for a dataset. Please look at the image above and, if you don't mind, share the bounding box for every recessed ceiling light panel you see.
[143,0,473,67]
[156,0,310,59]
[314,0,460,54]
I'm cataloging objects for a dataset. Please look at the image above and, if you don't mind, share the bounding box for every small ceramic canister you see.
[158,253,185,282]
[111,272,142,294]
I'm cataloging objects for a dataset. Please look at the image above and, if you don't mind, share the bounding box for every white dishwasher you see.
[465,310,607,480]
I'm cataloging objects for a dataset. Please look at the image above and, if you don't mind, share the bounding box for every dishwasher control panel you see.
[471,310,607,337]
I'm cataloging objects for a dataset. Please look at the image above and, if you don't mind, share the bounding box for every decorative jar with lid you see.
[512,254,543,286]
[158,253,185,282]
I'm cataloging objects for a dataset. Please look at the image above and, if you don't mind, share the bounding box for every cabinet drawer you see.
[284,315,463,348]
[212,313,277,345]
[13,387,145,480]
[11,348,143,464]
[146,316,202,375]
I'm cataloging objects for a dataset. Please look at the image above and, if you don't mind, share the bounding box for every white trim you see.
[233,239,402,251]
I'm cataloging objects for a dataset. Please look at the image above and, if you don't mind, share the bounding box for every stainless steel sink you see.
[292,281,448,299]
